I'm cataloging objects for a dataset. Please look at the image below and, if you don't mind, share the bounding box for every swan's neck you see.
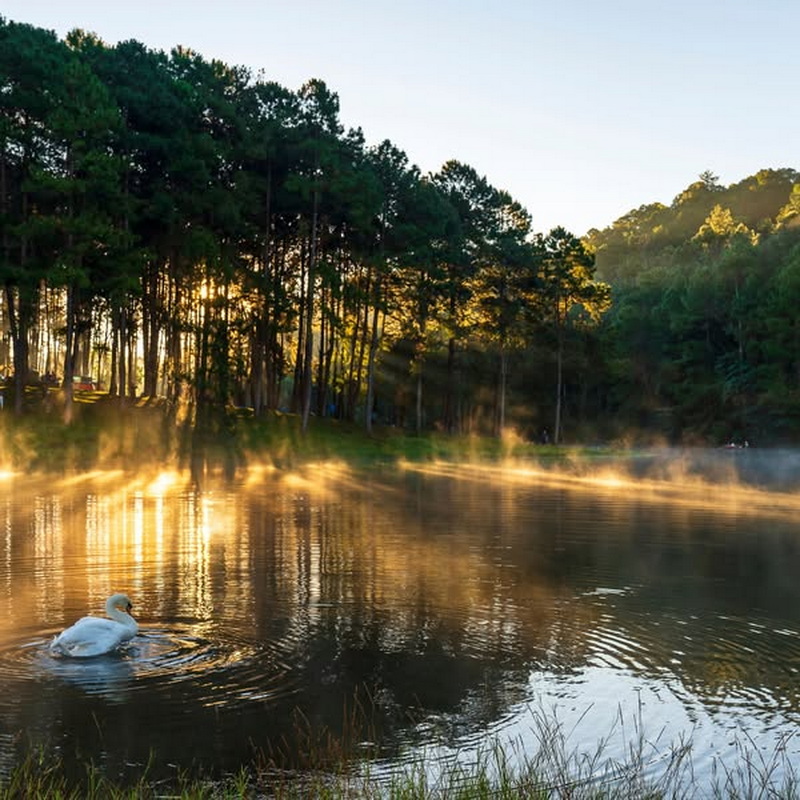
[106,599,137,630]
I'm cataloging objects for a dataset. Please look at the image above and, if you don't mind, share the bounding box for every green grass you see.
[3,696,797,799]
[0,395,580,476]
[0,394,175,472]
[3,721,797,799]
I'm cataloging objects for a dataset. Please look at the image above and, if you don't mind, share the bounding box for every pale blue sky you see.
[4,1,798,234]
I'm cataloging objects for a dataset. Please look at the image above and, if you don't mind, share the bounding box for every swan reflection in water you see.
[44,649,137,701]
[50,593,138,658]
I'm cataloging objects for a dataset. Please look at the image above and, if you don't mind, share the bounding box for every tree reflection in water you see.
[0,456,799,787]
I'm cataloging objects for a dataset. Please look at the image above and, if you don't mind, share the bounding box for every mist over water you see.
[627,446,800,490]
[1,449,799,790]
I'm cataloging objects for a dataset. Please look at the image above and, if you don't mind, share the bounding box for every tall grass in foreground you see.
[3,706,798,799]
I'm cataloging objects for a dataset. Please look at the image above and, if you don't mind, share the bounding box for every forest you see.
[1,17,799,446]
[588,168,800,445]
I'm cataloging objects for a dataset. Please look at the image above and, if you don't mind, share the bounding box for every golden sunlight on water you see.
[0,455,799,788]
[399,457,800,519]
[0,464,588,670]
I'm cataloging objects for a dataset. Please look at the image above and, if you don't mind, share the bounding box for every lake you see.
[1,450,800,792]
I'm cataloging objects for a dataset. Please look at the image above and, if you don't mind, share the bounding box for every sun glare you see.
[147,471,180,496]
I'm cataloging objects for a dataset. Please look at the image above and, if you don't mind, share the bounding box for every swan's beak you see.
[126,602,133,612]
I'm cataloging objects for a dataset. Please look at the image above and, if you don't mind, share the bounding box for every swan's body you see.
[50,593,138,658]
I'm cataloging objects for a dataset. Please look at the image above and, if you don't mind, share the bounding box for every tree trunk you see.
[118,306,128,400]
[109,313,118,397]
[497,346,508,437]
[415,353,424,436]
[315,283,328,417]
[444,336,457,433]
[301,186,319,433]
[252,163,273,416]
[6,191,33,416]
[142,263,160,397]
[165,271,183,405]
[5,287,30,416]
[344,269,368,421]
[365,308,378,435]
[554,325,564,445]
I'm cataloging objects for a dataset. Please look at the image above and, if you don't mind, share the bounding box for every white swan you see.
[50,593,138,658]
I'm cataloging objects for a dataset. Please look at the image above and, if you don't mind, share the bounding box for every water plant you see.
[3,705,798,799]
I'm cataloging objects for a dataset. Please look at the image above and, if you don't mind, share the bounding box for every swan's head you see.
[108,592,134,614]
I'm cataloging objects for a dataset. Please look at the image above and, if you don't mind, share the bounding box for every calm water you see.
[2,451,800,790]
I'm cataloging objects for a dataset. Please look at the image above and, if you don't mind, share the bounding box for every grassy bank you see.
[2,691,796,799]
[0,394,573,475]
[3,720,797,799]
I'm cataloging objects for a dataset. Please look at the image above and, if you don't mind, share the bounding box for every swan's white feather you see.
[50,593,138,658]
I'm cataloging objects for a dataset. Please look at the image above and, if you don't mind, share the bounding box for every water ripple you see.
[577,602,800,723]
[0,623,300,707]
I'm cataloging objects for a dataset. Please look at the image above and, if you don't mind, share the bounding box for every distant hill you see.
[585,168,800,284]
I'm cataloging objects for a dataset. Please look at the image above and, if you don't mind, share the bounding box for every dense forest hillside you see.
[588,169,799,284]
[1,16,799,449]
[586,169,800,445]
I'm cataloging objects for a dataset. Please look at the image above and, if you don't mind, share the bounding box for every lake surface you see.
[2,450,800,791]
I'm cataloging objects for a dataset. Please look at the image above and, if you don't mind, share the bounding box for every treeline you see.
[7,18,798,448]
[587,169,800,445]
[0,17,608,442]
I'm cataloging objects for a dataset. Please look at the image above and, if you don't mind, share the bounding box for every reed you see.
[3,706,797,799]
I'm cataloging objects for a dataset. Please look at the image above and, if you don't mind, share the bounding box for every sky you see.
[4,0,799,235]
